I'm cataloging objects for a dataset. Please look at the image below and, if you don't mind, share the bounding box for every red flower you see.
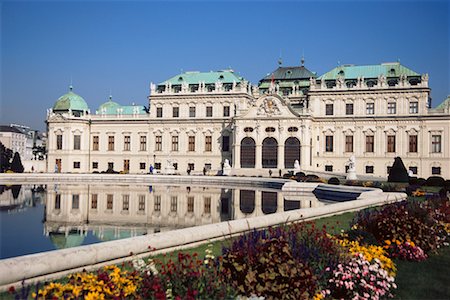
[8,286,15,294]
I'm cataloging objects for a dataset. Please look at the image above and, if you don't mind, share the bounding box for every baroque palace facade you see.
[46,61,450,179]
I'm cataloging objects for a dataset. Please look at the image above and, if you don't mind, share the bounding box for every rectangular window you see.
[432,167,441,175]
[205,135,212,152]
[107,194,113,210]
[140,136,147,151]
[56,134,63,150]
[387,102,396,114]
[124,135,131,151]
[173,163,178,170]
[365,166,374,174]
[93,135,99,151]
[108,162,114,170]
[345,103,354,115]
[410,102,419,114]
[387,135,396,153]
[187,196,194,213]
[73,161,80,169]
[345,135,353,152]
[325,135,333,152]
[156,107,163,118]
[222,136,230,152]
[409,135,418,153]
[204,197,211,214]
[140,162,146,170]
[366,103,375,115]
[366,135,374,152]
[409,166,418,175]
[172,136,179,151]
[189,107,196,117]
[188,136,195,151]
[188,163,194,171]
[431,135,442,153]
[74,135,81,150]
[170,196,177,212]
[154,195,161,212]
[72,194,79,210]
[206,106,213,117]
[123,159,130,173]
[91,194,98,209]
[325,165,333,172]
[325,104,334,115]
[155,163,161,170]
[108,136,115,151]
[223,106,230,117]
[155,136,162,151]
[122,195,129,211]
[55,194,61,209]
[138,195,145,211]
[172,107,179,118]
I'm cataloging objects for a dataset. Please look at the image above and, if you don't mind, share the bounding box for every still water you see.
[0,183,326,259]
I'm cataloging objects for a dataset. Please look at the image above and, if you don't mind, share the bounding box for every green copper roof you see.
[53,86,89,111]
[318,63,420,80]
[435,95,450,110]
[97,97,147,115]
[159,70,242,85]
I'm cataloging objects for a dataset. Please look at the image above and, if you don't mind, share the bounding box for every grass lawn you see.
[394,246,450,300]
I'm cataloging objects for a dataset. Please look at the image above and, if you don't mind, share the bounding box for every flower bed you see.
[9,195,449,299]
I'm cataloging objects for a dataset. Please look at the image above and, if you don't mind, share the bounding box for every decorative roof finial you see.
[69,84,73,91]
[278,49,282,66]
[109,89,112,101]
[301,55,305,66]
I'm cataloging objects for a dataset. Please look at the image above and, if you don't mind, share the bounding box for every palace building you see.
[46,61,450,179]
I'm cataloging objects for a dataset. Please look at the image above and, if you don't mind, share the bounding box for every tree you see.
[388,157,409,183]
[11,152,24,173]
[0,142,13,172]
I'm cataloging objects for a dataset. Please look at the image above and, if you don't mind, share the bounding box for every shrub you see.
[388,157,409,183]
[425,176,445,187]
[351,200,447,253]
[416,178,427,186]
[295,172,306,182]
[445,180,450,191]
[327,177,340,185]
[305,174,321,182]
[140,250,234,299]
[383,240,427,261]
[222,234,317,299]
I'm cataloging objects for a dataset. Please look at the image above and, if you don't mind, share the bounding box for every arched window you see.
[240,190,255,214]
[284,137,300,168]
[262,137,278,168]
[288,127,298,132]
[262,192,277,214]
[265,127,276,133]
[240,137,256,168]
[244,127,254,133]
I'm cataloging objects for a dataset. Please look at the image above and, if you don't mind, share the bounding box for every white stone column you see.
[255,144,262,169]
[233,143,241,169]
[277,144,284,170]
[255,190,262,216]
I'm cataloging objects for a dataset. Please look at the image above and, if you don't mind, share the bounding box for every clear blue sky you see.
[1,0,449,131]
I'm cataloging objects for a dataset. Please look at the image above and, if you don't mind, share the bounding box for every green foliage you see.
[388,157,409,183]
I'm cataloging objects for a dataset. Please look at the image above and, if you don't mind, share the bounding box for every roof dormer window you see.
[219,75,224,80]
[389,68,396,76]
[178,76,183,81]
[338,70,345,76]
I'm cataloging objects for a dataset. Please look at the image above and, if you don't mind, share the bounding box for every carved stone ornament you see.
[257,97,281,116]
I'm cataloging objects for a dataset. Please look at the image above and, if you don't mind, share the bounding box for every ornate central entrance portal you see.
[240,137,256,168]
[284,137,300,168]
[262,137,278,168]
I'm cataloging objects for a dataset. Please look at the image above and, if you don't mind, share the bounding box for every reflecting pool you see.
[0,183,327,259]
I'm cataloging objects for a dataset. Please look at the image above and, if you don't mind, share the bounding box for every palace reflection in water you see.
[0,183,327,257]
[44,184,326,248]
